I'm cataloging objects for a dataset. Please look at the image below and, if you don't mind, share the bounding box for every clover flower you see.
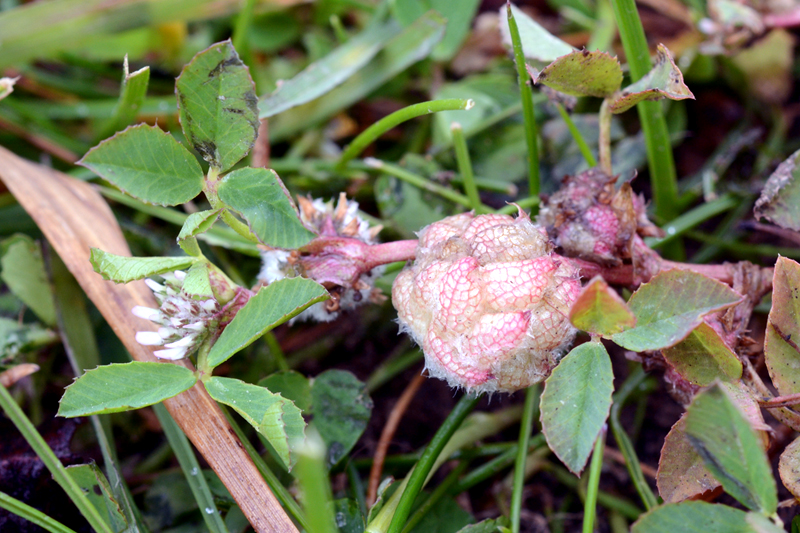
[132,271,221,360]
[537,168,660,266]
[392,211,582,394]
[258,193,385,322]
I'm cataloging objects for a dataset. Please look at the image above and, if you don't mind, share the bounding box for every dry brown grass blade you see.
[0,145,298,533]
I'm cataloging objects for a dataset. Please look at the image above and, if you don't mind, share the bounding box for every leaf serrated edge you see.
[77,123,203,207]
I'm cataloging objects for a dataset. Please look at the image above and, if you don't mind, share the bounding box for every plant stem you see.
[347,461,368,519]
[610,0,679,222]
[364,158,476,209]
[569,255,771,287]
[511,385,539,533]
[497,196,540,215]
[450,434,546,494]
[0,383,114,533]
[195,338,214,376]
[583,431,606,533]
[153,403,228,533]
[366,348,423,393]
[296,429,337,533]
[556,103,597,168]
[385,394,481,533]
[337,99,475,171]
[598,99,612,174]
[609,367,658,510]
[204,167,260,244]
[220,406,309,531]
[451,122,482,212]
[401,462,469,533]
[646,194,738,250]
[363,239,419,269]
[0,491,77,533]
[231,0,257,63]
[547,463,642,520]
[264,331,289,372]
[506,2,540,205]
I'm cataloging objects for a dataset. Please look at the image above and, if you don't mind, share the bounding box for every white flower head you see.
[133,271,221,360]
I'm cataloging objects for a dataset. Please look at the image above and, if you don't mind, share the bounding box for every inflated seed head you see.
[392,211,581,394]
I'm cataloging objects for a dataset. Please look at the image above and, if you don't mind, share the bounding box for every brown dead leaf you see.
[0,146,295,533]
[657,413,721,502]
[0,364,39,387]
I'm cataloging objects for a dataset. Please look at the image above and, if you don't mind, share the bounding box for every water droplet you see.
[191,467,198,476]
[205,507,214,514]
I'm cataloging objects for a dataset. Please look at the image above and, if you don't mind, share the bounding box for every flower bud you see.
[258,194,385,322]
[392,211,581,393]
[537,168,660,265]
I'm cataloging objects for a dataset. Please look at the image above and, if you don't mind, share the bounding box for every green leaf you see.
[58,362,197,417]
[569,276,635,337]
[456,517,509,533]
[611,271,741,352]
[685,383,777,514]
[656,413,720,503]
[65,463,127,533]
[754,149,800,231]
[181,262,213,300]
[662,322,742,386]
[0,318,57,361]
[632,501,782,533]
[259,370,312,412]
[409,494,474,533]
[177,209,220,257]
[0,235,56,326]
[779,435,800,500]
[391,0,481,61]
[176,40,259,172]
[332,498,365,533]
[540,341,614,475]
[764,257,800,396]
[217,167,317,249]
[269,11,446,141]
[259,370,371,466]
[431,0,481,61]
[608,44,694,114]
[206,278,328,368]
[98,56,150,140]
[204,376,304,471]
[310,370,373,466]
[90,249,196,283]
[499,4,574,63]
[78,124,205,206]
[259,20,400,118]
[532,49,623,98]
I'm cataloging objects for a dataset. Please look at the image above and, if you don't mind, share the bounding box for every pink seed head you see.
[392,212,580,394]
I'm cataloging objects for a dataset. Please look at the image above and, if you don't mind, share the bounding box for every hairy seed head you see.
[392,211,581,393]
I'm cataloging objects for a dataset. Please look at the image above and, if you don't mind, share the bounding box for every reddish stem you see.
[568,257,757,286]
[362,239,417,270]
[759,393,800,409]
